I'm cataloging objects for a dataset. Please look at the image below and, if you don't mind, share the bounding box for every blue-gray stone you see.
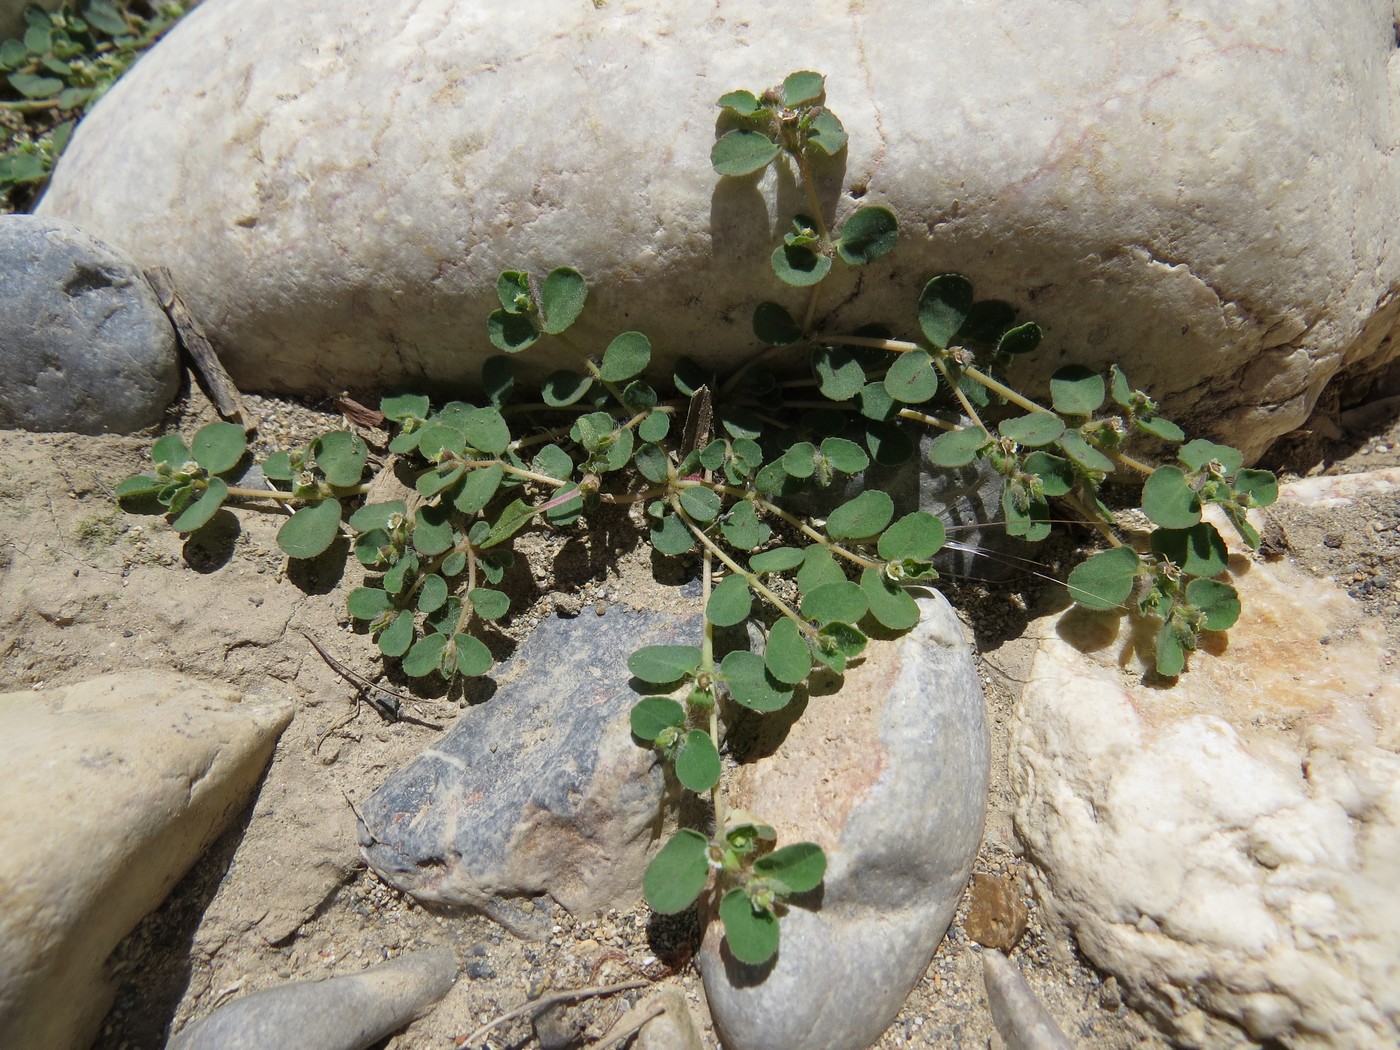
[359,603,702,919]
[0,215,177,434]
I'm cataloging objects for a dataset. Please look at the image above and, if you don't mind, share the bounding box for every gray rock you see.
[982,952,1073,1050]
[0,215,178,434]
[167,947,457,1050]
[0,673,292,1050]
[37,0,1400,460]
[359,603,702,920]
[699,591,988,1050]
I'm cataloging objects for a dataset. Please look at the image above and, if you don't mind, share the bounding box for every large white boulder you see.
[37,0,1400,461]
[0,674,292,1050]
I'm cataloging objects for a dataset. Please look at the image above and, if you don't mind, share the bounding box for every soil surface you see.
[2,378,1397,1050]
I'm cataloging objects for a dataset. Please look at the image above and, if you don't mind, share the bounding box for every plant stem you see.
[700,549,727,831]
[932,357,991,438]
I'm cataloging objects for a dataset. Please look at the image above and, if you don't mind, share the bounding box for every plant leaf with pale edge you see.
[277,499,341,558]
[404,633,448,678]
[797,546,845,592]
[878,511,945,560]
[651,514,695,555]
[1187,578,1241,631]
[997,321,1042,355]
[837,206,897,265]
[783,442,816,479]
[1151,523,1228,578]
[413,505,455,556]
[754,302,801,346]
[152,434,189,467]
[860,569,919,630]
[928,426,987,467]
[631,697,684,741]
[717,89,760,115]
[347,587,392,620]
[172,478,228,533]
[772,244,831,287]
[675,730,721,792]
[1000,413,1065,447]
[468,588,510,621]
[884,350,938,403]
[600,331,652,382]
[807,108,847,155]
[314,431,368,487]
[1142,465,1202,528]
[707,574,753,627]
[1136,416,1186,442]
[720,889,779,965]
[765,617,812,684]
[465,407,511,454]
[754,842,826,893]
[1233,469,1278,507]
[1156,622,1187,677]
[115,474,163,500]
[679,486,721,523]
[750,546,805,574]
[802,580,869,625]
[721,501,770,550]
[711,129,779,176]
[487,309,538,352]
[190,422,246,474]
[821,437,868,474]
[382,393,430,421]
[781,70,824,106]
[721,650,793,712]
[540,267,587,334]
[454,464,504,514]
[1178,439,1243,475]
[629,645,702,685]
[417,574,449,613]
[812,346,865,400]
[918,274,973,348]
[644,829,711,914]
[814,621,866,672]
[826,490,894,539]
[1065,546,1140,610]
[377,611,414,658]
[1049,365,1106,415]
[454,633,493,676]
[542,370,593,407]
[1057,429,1115,473]
[1023,451,1074,496]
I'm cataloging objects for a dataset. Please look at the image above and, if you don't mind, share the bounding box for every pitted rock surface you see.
[36,0,1400,461]
[359,603,701,919]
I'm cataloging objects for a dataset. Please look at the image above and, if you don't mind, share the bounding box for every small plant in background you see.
[1,1,188,211]
[117,72,1277,967]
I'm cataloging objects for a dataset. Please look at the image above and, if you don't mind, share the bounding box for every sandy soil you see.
[1,375,1396,1050]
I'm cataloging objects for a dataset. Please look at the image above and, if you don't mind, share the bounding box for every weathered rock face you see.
[0,216,178,434]
[36,0,1400,461]
[698,591,987,1050]
[1012,523,1400,1046]
[0,673,292,1050]
[359,604,702,920]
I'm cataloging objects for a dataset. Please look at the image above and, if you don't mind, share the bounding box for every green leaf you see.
[454,464,504,514]
[639,412,670,444]
[928,426,988,468]
[377,610,414,658]
[480,498,535,548]
[772,243,832,287]
[468,587,510,621]
[629,644,702,685]
[782,441,817,479]
[1233,468,1278,508]
[1056,429,1115,474]
[84,1,130,36]
[679,485,721,523]
[753,841,826,893]
[750,546,805,574]
[717,89,761,116]
[860,568,919,630]
[797,546,845,592]
[999,413,1065,447]
[1179,439,1243,475]
[1187,577,1240,630]
[1109,364,1134,407]
[754,302,802,347]
[884,350,938,404]
[675,729,722,792]
[381,393,430,421]
[765,617,812,684]
[918,274,974,348]
[651,513,696,556]
[1156,622,1187,677]
[482,357,515,406]
[878,511,945,560]
[811,346,864,401]
[1002,482,1051,541]
[826,490,894,540]
[997,321,1042,355]
[9,72,63,99]
[635,443,671,484]
[496,270,532,313]
[631,696,685,741]
[1136,416,1186,442]
[417,466,464,500]
[814,621,867,672]
[781,70,825,106]
[383,550,419,595]
[836,206,898,266]
[415,421,466,462]
[542,369,593,407]
[277,500,341,558]
[465,407,511,455]
[312,431,368,487]
[347,586,393,620]
[644,829,711,914]
[720,889,779,965]
[417,574,449,613]
[807,108,847,155]
[801,580,869,625]
[190,422,247,475]
[404,633,448,678]
[711,129,780,176]
[412,505,456,556]
[1142,465,1202,528]
[721,650,793,712]
[1065,546,1140,610]
[707,573,753,627]
[820,437,868,474]
[531,444,573,482]
[1049,365,1106,415]
[540,267,587,334]
[443,633,487,676]
[600,331,651,382]
[487,309,539,352]
[115,474,163,500]
[1023,451,1074,496]
[151,433,190,467]
[1151,523,1229,578]
[171,478,227,533]
[720,500,770,550]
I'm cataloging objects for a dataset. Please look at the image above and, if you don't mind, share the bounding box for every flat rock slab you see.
[0,673,292,1050]
[699,591,988,1050]
[1013,513,1400,1047]
[360,603,702,920]
[0,215,177,434]
[37,0,1400,460]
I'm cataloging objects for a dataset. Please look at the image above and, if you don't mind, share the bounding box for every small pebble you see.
[964,872,1029,952]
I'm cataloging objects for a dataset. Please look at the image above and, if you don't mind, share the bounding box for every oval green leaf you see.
[721,650,794,712]
[711,128,780,176]
[753,841,826,893]
[884,350,938,404]
[675,729,722,793]
[1065,546,1140,610]
[600,331,652,382]
[928,426,988,468]
[403,632,448,678]
[631,696,685,742]
[764,616,812,685]
[190,422,247,475]
[454,633,493,676]
[836,206,898,266]
[1049,365,1106,415]
[1142,465,1202,528]
[628,644,702,685]
[644,829,711,914]
[540,267,587,335]
[860,569,920,630]
[771,243,832,287]
[825,489,894,540]
[171,478,228,533]
[999,413,1065,447]
[801,580,870,625]
[754,302,802,347]
[707,573,752,627]
[918,274,973,348]
[277,499,341,558]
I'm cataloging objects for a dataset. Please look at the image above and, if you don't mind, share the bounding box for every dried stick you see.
[144,265,249,428]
